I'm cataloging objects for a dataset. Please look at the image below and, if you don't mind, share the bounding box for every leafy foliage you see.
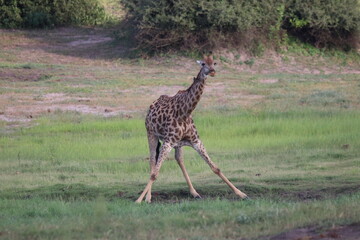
[284,0,360,49]
[120,0,359,52]
[0,0,107,28]
[120,0,285,52]
[0,0,22,28]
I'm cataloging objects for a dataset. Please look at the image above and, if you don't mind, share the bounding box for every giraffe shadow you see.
[1,183,263,202]
[4,183,359,203]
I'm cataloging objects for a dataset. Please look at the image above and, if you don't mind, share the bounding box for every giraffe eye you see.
[214,62,217,66]
[201,63,205,66]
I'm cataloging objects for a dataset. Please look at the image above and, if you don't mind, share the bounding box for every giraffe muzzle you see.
[209,70,216,77]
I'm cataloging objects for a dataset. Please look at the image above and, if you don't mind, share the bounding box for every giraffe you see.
[135,53,248,203]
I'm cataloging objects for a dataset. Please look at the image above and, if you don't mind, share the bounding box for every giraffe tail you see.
[155,140,161,164]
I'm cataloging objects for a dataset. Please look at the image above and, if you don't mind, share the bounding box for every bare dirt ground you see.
[1,28,359,125]
[268,223,360,240]
[0,30,252,123]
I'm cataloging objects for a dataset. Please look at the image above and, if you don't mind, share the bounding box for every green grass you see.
[1,110,360,239]
[1,194,360,239]
[2,110,359,171]
[1,23,360,239]
[285,36,360,65]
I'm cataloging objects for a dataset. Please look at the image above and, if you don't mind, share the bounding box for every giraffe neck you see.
[176,72,206,119]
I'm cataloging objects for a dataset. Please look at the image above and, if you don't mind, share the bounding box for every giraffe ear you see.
[196,60,204,66]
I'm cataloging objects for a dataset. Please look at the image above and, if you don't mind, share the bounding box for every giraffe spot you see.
[212,167,221,175]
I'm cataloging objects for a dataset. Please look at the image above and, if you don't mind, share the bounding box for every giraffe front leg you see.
[175,147,201,199]
[135,179,154,203]
[135,142,172,203]
[145,185,152,203]
[192,140,248,199]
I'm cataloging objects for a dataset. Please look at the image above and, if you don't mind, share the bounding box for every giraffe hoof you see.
[242,196,251,201]
[191,192,202,199]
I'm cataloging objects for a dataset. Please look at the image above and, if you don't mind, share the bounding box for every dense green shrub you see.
[121,0,359,52]
[121,0,285,52]
[284,0,360,49]
[0,0,22,28]
[0,0,106,28]
[51,0,107,26]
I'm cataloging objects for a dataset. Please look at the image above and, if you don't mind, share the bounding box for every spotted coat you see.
[135,54,248,203]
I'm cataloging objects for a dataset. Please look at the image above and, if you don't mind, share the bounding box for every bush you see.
[51,0,107,26]
[121,0,286,52]
[121,0,359,52]
[0,0,22,28]
[0,0,106,28]
[284,0,360,49]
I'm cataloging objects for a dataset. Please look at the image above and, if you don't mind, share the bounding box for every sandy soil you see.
[1,28,359,125]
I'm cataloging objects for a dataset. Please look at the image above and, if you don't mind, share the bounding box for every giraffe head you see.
[196,52,216,79]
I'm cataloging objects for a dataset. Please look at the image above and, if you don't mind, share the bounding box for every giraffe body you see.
[146,81,203,147]
[136,54,248,203]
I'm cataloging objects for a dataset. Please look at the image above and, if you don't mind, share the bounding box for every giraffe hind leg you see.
[192,140,248,199]
[141,132,157,203]
[145,140,160,202]
[136,142,172,203]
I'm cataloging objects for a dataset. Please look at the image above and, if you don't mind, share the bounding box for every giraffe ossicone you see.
[135,53,248,203]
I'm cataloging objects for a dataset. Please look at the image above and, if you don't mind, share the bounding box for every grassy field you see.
[1,110,360,239]
[1,22,360,239]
